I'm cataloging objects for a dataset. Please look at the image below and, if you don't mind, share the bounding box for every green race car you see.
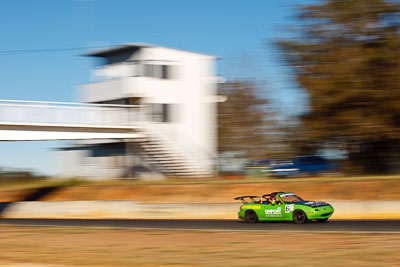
[235,192,334,224]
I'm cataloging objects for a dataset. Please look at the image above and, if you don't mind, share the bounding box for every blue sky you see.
[0,0,309,175]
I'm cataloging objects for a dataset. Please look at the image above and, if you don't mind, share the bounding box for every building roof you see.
[82,43,216,58]
[82,43,152,57]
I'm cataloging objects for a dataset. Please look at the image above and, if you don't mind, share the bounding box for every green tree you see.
[218,81,267,160]
[217,81,292,161]
[278,0,400,173]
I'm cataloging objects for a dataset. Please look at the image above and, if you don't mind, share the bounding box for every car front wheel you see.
[245,210,258,223]
[293,210,307,224]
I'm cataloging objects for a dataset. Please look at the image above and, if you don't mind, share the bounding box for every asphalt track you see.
[0,219,399,232]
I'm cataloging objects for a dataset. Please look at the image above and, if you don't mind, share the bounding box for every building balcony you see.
[81,77,140,103]
[80,76,182,104]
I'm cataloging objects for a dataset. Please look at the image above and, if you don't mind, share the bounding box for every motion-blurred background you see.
[0,1,399,266]
[2,0,400,180]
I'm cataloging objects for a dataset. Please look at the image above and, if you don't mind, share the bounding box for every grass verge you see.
[1,175,400,202]
[0,225,398,266]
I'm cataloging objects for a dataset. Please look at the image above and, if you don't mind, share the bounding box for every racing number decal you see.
[285,204,294,213]
[285,205,290,213]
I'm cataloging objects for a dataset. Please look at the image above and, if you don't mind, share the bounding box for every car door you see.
[262,203,284,220]
[282,202,295,220]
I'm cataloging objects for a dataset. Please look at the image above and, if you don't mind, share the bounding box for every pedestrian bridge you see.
[0,99,145,141]
[0,99,211,177]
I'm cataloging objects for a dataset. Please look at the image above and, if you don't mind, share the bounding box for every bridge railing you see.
[0,99,148,127]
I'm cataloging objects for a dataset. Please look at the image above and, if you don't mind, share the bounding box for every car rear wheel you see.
[293,210,307,224]
[245,210,258,223]
[317,218,329,223]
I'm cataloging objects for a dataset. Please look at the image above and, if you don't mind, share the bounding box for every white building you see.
[58,43,218,178]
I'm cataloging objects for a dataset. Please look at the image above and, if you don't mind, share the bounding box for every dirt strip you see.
[0,226,399,266]
[0,178,399,203]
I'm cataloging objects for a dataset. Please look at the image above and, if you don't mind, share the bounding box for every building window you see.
[151,104,174,123]
[144,64,155,77]
[162,65,169,79]
[143,64,172,79]
[162,104,169,122]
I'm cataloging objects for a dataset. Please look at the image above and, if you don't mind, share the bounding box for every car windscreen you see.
[279,193,304,203]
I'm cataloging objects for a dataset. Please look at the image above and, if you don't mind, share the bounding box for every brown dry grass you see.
[0,225,398,266]
[0,176,400,203]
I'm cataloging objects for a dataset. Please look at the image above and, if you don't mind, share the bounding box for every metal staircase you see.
[139,130,212,177]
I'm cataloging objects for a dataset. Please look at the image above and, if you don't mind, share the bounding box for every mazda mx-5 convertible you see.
[235,192,334,224]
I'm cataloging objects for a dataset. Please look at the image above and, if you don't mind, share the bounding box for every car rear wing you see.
[234,195,260,203]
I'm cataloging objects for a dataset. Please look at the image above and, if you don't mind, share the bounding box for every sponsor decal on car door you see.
[263,204,284,218]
